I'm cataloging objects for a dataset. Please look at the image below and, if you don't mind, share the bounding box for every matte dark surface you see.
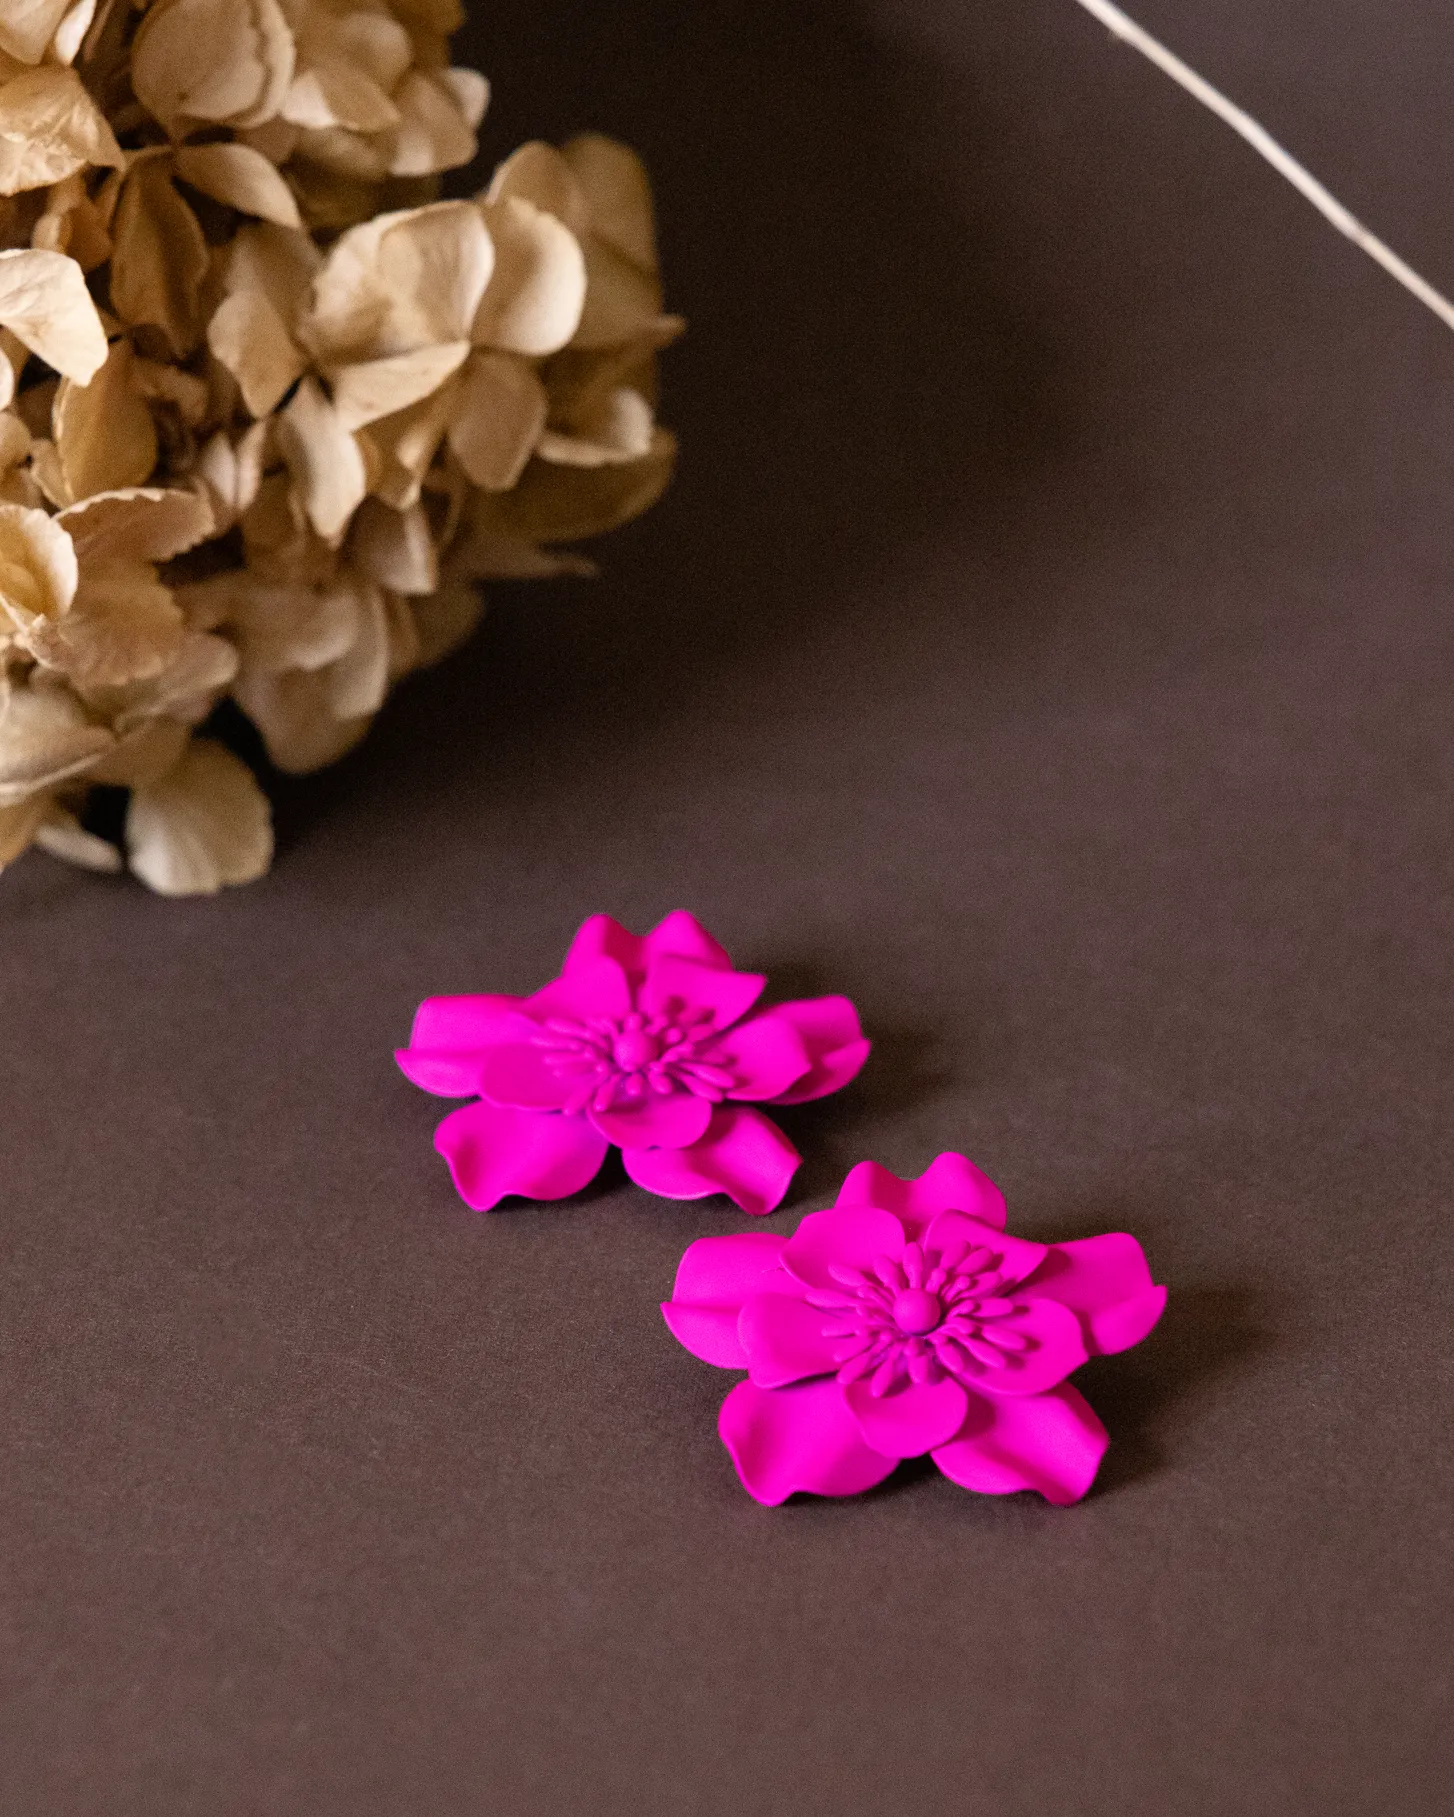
[5,3,1453,1810]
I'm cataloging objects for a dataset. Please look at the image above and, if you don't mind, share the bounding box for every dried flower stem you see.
[1070,0,1454,336]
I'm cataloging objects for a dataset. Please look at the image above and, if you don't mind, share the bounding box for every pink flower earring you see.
[661,1152,1166,1505]
[396,911,870,1216]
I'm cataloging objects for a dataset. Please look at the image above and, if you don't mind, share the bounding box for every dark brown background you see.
[5,1,1453,1809]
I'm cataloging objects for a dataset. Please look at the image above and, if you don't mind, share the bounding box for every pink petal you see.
[701,1010,810,1102]
[781,1203,907,1291]
[661,1231,790,1368]
[953,1296,1089,1398]
[622,1105,800,1216]
[639,953,765,1032]
[845,1374,970,1458]
[670,1231,790,1306]
[562,913,644,975]
[921,1209,1047,1287]
[590,1089,713,1151]
[835,1151,1007,1234]
[764,996,871,1104]
[640,909,733,971]
[394,1045,484,1097]
[475,1042,575,1111]
[526,955,633,1023]
[1024,1234,1168,1355]
[718,1378,898,1505]
[660,1301,749,1368]
[739,1287,841,1387]
[432,1101,607,1211]
[931,1383,1108,1505]
[408,992,537,1050]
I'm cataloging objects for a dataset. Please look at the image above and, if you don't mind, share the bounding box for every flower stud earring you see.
[661,1152,1166,1504]
[396,911,870,1215]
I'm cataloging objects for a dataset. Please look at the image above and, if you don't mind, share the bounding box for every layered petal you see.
[640,909,732,972]
[932,1383,1108,1505]
[921,1209,1047,1288]
[782,1203,907,1292]
[1024,1233,1168,1355]
[948,1296,1088,1398]
[589,1088,712,1152]
[395,991,536,1095]
[432,1100,607,1211]
[525,953,632,1023]
[661,1231,788,1368]
[845,1375,970,1458]
[704,1010,810,1103]
[475,1041,576,1111]
[561,911,642,974]
[718,1378,898,1506]
[739,1288,840,1388]
[622,1104,799,1216]
[835,1151,1007,1234]
[765,996,871,1104]
[639,952,765,1032]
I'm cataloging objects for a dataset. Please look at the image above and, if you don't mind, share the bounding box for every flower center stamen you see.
[891,1287,941,1334]
[531,1007,736,1114]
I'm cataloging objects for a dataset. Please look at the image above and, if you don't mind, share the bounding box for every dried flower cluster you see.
[0,1,679,893]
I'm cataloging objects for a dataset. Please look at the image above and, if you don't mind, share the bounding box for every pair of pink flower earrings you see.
[396,911,1166,1506]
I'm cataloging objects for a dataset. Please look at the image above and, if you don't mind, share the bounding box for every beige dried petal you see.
[473,198,586,357]
[50,0,98,67]
[0,791,48,864]
[195,422,268,530]
[410,575,488,665]
[464,428,677,547]
[0,500,76,636]
[538,385,654,469]
[174,142,302,229]
[0,675,110,804]
[564,134,659,272]
[348,496,437,595]
[34,804,122,871]
[126,737,273,895]
[132,0,295,134]
[484,141,587,233]
[233,665,371,773]
[30,557,186,687]
[279,376,368,543]
[131,357,210,426]
[324,579,389,717]
[447,349,547,492]
[0,67,124,196]
[0,246,104,381]
[0,0,72,65]
[186,571,358,674]
[104,631,238,732]
[83,715,189,785]
[109,162,209,356]
[572,236,664,350]
[362,380,455,511]
[387,71,476,178]
[331,339,469,432]
[282,61,398,133]
[301,200,494,364]
[53,339,157,503]
[0,409,29,468]
[388,0,464,32]
[58,487,213,564]
[238,116,301,166]
[32,179,112,273]
[208,288,306,418]
[221,221,321,329]
[441,69,489,131]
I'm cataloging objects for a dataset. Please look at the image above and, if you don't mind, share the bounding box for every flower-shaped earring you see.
[396,911,870,1215]
[662,1152,1166,1504]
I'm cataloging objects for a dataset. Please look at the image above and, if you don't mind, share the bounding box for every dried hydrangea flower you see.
[0,3,678,893]
[396,912,871,1216]
[662,1153,1168,1506]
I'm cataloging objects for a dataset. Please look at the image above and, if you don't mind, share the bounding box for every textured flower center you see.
[890,1287,942,1334]
[805,1232,1037,1396]
[532,1008,736,1114]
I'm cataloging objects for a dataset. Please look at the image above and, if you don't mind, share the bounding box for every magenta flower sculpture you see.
[661,1152,1166,1505]
[396,912,870,1215]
